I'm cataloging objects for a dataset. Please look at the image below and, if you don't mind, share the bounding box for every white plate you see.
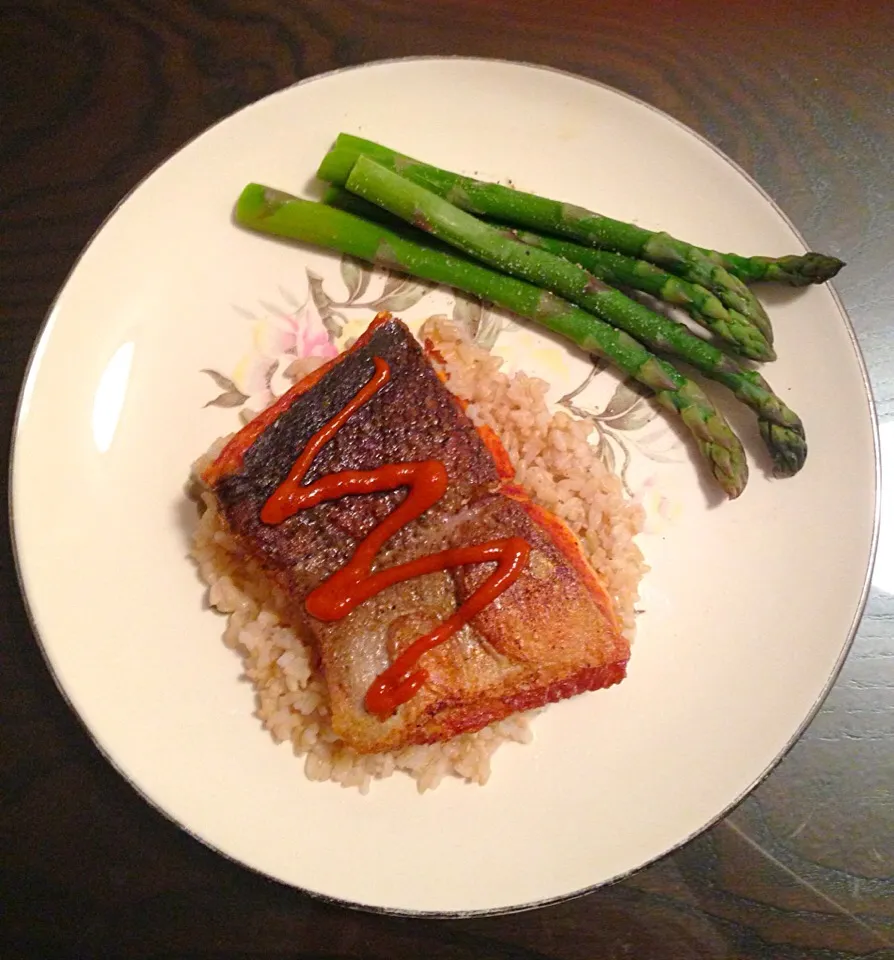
[11,58,878,916]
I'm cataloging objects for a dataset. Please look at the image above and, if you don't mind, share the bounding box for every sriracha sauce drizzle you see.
[261,356,530,719]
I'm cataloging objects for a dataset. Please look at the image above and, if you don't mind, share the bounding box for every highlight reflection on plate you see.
[10,58,878,916]
[92,342,135,453]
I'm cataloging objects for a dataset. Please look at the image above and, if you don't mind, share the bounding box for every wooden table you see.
[3,2,893,957]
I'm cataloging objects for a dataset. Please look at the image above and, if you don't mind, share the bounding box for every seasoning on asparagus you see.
[506,228,775,362]
[235,184,749,497]
[326,131,843,295]
[343,157,805,475]
[323,184,774,363]
[317,135,774,344]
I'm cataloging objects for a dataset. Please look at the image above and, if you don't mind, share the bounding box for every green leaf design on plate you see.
[452,293,502,350]
[340,254,373,303]
[607,403,660,432]
[474,309,502,350]
[204,389,248,408]
[452,292,482,334]
[599,379,644,420]
[594,431,616,475]
[370,276,433,312]
[201,369,240,393]
[597,379,659,431]
[379,271,408,300]
[306,268,342,339]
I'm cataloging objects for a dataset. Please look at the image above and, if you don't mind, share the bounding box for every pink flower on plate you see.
[228,299,338,415]
[292,301,338,359]
[253,300,338,361]
[205,295,342,419]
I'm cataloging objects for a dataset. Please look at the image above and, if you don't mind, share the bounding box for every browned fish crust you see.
[205,314,630,754]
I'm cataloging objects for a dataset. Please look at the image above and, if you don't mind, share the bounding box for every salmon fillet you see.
[205,315,629,754]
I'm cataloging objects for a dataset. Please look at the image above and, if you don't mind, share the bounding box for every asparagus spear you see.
[324,184,413,229]
[330,135,844,289]
[699,249,845,286]
[345,157,805,475]
[327,135,845,286]
[235,184,748,497]
[506,228,775,362]
[323,185,776,363]
[318,136,774,344]
[326,184,802,475]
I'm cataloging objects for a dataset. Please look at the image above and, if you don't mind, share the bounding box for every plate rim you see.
[8,54,882,919]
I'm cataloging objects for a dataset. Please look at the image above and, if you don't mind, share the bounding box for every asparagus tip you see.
[760,420,808,477]
[788,252,846,284]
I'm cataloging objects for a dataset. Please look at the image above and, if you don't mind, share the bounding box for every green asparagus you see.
[506,228,775,362]
[699,249,845,286]
[323,184,773,362]
[318,135,774,343]
[323,184,412,229]
[326,135,844,288]
[235,183,748,497]
[344,157,805,475]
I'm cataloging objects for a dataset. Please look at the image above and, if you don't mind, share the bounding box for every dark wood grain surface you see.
[2,1,893,957]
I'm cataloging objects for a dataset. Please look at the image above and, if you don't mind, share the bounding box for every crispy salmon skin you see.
[205,314,629,754]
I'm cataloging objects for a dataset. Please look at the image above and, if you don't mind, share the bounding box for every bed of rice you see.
[190,317,646,793]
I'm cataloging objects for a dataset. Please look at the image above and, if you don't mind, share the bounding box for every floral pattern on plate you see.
[202,255,682,522]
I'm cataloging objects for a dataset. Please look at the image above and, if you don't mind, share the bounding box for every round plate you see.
[11,57,878,916]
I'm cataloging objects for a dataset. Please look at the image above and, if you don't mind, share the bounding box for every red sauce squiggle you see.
[261,356,530,719]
